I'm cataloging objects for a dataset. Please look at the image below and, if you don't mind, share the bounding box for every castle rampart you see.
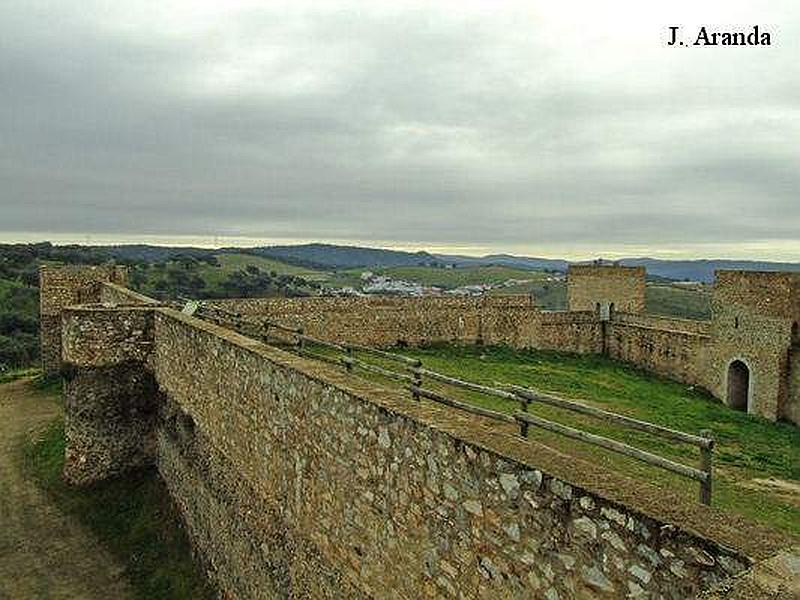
[149,308,769,598]
[42,264,800,598]
[205,268,800,425]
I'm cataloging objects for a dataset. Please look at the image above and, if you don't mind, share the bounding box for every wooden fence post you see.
[699,429,714,506]
[517,393,530,438]
[345,346,354,373]
[412,365,422,401]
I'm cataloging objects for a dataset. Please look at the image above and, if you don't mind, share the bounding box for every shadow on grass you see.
[23,419,214,600]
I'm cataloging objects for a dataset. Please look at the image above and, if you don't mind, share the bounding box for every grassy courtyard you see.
[384,345,800,536]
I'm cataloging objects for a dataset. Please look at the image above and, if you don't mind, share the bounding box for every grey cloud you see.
[1,2,799,257]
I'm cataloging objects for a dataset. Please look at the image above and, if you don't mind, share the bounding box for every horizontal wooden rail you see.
[346,342,422,367]
[507,385,712,449]
[176,293,715,505]
[297,333,346,353]
[185,299,305,336]
[344,357,416,384]
[296,348,343,367]
[415,367,517,401]
[408,386,516,424]
[262,320,303,334]
[513,411,709,483]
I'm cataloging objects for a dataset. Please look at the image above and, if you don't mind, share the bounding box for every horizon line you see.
[2,231,800,264]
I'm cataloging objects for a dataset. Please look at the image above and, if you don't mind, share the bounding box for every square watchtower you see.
[567,263,646,315]
[707,270,800,421]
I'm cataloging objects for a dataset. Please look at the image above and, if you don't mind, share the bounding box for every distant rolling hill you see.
[18,242,800,283]
[434,253,568,272]
[616,258,800,283]
[236,243,439,270]
[240,245,800,283]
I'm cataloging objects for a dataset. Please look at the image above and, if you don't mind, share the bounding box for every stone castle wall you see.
[208,295,713,388]
[41,265,800,426]
[705,300,794,421]
[786,347,800,426]
[713,270,800,321]
[606,315,710,386]
[535,311,605,354]
[705,271,800,421]
[210,296,609,355]
[567,265,646,314]
[60,305,159,485]
[148,309,771,599]
[209,296,538,347]
[50,267,799,597]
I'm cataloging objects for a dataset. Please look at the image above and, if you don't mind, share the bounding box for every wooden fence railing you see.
[178,298,715,505]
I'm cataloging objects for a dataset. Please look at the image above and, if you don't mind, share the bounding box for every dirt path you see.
[0,379,134,600]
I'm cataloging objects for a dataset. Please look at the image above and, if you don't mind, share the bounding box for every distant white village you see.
[330,270,565,297]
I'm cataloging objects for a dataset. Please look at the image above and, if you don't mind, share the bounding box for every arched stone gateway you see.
[727,360,750,412]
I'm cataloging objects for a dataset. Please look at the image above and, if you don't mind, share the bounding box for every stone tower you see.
[39,264,128,375]
[706,270,800,420]
[567,264,646,315]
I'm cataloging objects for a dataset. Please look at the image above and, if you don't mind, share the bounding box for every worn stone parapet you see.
[209,295,540,348]
[567,265,646,314]
[39,264,129,374]
[62,306,154,367]
[713,270,800,321]
[99,282,160,307]
[61,305,159,485]
[149,308,791,599]
[211,294,535,315]
[612,312,712,337]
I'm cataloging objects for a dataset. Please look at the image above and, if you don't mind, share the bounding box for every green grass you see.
[646,284,711,320]
[24,420,214,599]
[324,270,369,290]
[376,344,800,535]
[490,280,567,309]
[208,253,330,282]
[0,367,40,385]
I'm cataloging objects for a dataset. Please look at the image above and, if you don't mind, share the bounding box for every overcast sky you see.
[1,1,798,259]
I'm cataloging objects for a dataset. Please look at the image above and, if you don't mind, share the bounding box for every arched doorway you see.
[727,360,750,412]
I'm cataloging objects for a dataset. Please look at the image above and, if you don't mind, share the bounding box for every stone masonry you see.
[42,264,800,425]
[61,306,160,484]
[207,266,800,426]
[567,264,646,314]
[44,265,800,598]
[39,264,128,375]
